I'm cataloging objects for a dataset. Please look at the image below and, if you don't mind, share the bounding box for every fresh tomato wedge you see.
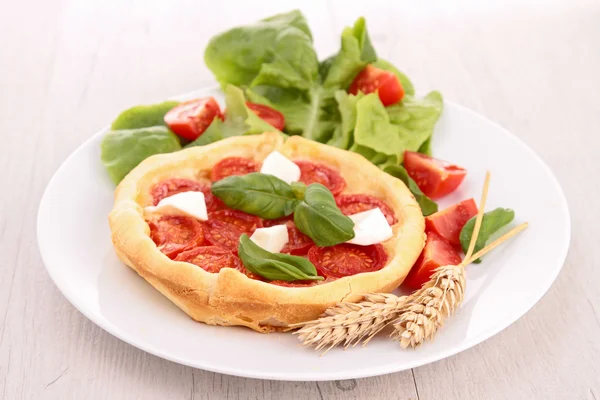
[174,246,244,274]
[150,178,224,212]
[246,102,285,131]
[148,216,204,259]
[308,243,388,278]
[295,161,346,196]
[403,231,462,290]
[336,194,397,225]
[210,157,258,182]
[164,97,223,141]
[425,198,478,246]
[403,151,467,199]
[204,210,262,252]
[349,65,404,106]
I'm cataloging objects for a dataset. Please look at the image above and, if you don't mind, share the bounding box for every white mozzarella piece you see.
[260,151,301,184]
[145,191,208,221]
[250,225,289,253]
[346,208,393,246]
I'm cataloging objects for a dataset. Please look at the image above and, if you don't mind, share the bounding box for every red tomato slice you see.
[150,178,223,212]
[210,157,258,182]
[260,217,313,255]
[204,210,262,252]
[262,215,293,227]
[149,216,204,259]
[336,194,397,225]
[308,243,388,278]
[174,246,244,274]
[164,97,223,141]
[349,65,405,106]
[425,198,478,246]
[403,231,462,290]
[295,161,346,196]
[404,151,467,199]
[246,102,285,131]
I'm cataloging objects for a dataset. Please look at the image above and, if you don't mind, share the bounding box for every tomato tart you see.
[108,132,425,332]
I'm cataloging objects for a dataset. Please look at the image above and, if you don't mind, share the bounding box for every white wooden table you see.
[1,1,599,398]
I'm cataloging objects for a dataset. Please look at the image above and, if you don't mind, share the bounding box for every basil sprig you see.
[211,173,300,219]
[460,208,515,263]
[293,183,355,246]
[238,234,323,282]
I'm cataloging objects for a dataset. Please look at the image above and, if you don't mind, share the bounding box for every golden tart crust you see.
[108,132,425,332]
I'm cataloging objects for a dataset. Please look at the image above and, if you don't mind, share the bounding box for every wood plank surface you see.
[1,0,598,398]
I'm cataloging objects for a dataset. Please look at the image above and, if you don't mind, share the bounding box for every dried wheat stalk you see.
[291,293,408,354]
[292,171,528,352]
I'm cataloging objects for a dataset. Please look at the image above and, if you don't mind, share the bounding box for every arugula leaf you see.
[204,10,318,90]
[100,126,181,184]
[211,173,299,219]
[110,101,179,130]
[238,234,322,282]
[383,164,438,216]
[460,208,516,263]
[294,183,355,246]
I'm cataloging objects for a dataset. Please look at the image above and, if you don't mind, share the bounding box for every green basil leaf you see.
[294,183,355,246]
[211,173,299,219]
[238,234,322,281]
[460,208,515,263]
[383,164,438,216]
[291,182,307,200]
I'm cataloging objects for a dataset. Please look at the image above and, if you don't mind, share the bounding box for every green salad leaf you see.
[211,173,299,219]
[204,10,318,90]
[111,101,179,130]
[327,91,362,149]
[186,85,284,148]
[294,183,355,246]
[460,208,516,263]
[383,164,438,216]
[238,234,322,282]
[100,126,182,184]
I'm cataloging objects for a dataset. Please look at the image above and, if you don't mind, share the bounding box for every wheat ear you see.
[291,293,408,354]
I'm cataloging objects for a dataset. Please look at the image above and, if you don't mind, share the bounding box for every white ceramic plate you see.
[37,87,570,381]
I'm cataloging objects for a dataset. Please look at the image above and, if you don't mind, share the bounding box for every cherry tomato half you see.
[246,102,285,131]
[164,97,223,141]
[308,243,388,278]
[349,65,405,106]
[403,231,462,290]
[425,198,478,246]
[295,161,346,196]
[174,246,244,274]
[403,151,467,199]
[210,157,258,182]
[336,194,397,225]
[204,210,262,252]
[149,216,204,259]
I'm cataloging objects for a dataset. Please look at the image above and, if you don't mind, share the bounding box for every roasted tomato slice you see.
[336,194,397,225]
[204,210,262,252]
[210,157,258,182]
[403,231,462,289]
[174,246,244,274]
[246,102,285,131]
[349,65,404,106]
[150,178,223,212]
[149,216,204,259]
[403,151,467,199]
[164,97,222,141]
[308,243,388,278]
[425,198,478,246]
[262,217,313,255]
[295,161,346,196]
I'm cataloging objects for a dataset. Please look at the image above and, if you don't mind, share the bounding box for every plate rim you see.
[36,87,571,381]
